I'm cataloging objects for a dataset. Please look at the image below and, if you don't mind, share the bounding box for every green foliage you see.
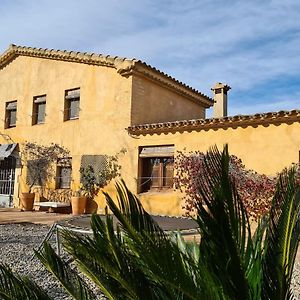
[0,264,51,300]
[79,152,123,197]
[0,145,300,299]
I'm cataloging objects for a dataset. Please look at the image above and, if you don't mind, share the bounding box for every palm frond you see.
[61,181,223,299]
[262,167,300,299]
[35,242,97,300]
[194,145,252,299]
[0,263,52,300]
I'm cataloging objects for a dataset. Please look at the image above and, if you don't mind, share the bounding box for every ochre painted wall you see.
[124,122,300,216]
[131,75,205,125]
[1,56,300,217]
[0,56,134,208]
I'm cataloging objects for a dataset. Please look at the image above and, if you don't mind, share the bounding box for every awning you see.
[139,145,174,157]
[0,144,18,160]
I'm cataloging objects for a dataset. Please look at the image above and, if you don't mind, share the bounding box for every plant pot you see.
[20,192,35,211]
[71,196,87,215]
[85,197,98,214]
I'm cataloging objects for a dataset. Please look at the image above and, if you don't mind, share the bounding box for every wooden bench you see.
[34,201,71,214]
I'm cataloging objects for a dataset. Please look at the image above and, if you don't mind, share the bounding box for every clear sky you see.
[1,0,300,116]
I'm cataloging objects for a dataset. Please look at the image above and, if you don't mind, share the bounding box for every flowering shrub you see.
[174,150,281,220]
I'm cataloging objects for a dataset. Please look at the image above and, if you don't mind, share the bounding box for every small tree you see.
[21,142,70,193]
[174,149,278,220]
[79,151,124,198]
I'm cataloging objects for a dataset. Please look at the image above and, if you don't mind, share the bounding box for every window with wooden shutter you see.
[56,158,72,189]
[138,146,174,193]
[32,95,46,125]
[64,88,80,121]
[5,101,17,128]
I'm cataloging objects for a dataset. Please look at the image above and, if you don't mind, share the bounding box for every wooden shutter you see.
[37,102,46,123]
[59,167,71,189]
[164,158,174,187]
[9,110,17,127]
[69,99,79,119]
[150,158,161,188]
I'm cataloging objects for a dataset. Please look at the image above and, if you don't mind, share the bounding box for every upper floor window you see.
[138,145,174,193]
[32,95,46,125]
[64,88,80,121]
[5,101,17,128]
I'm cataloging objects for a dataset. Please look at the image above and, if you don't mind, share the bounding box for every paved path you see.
[0,208,73,225]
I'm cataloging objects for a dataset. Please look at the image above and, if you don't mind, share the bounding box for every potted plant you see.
[74,153,123,214]
[20,142,69,211]
[70,190,87,215]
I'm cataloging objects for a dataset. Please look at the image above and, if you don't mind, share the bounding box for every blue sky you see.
[1,0,300,116]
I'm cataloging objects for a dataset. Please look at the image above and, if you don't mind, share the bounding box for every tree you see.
[79,152,123,198]
[0,145,300,299]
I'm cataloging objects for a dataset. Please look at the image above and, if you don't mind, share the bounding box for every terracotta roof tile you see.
[127,109,300,135]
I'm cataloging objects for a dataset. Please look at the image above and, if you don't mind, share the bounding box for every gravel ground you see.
[0,223,105,300]
[0,223,300,299]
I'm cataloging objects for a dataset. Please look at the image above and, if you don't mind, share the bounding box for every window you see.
[138,145,174,193]
[32,95,46,125]
[64,88,80,121]
[5,101,17,128]
[56,158,72,189]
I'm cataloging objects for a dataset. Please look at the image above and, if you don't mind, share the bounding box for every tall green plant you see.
[0,145,300,299]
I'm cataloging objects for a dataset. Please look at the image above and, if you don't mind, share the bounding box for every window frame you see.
[64,88,80,121]
[56,158,72,189]
[138,145,174,193]
[5,101,17,129]
[32,95,46,125]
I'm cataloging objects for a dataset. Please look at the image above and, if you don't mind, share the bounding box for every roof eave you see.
[127,110,300,136]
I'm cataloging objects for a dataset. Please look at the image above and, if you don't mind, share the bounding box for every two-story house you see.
[1,44,300,215]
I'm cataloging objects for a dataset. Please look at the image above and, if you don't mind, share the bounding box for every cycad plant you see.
[1,145,300,299]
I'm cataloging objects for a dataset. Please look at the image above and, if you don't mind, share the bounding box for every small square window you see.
[32,95,46,125]
[5,101,17,128]
[56,158,72,189]
[64,88,80,121]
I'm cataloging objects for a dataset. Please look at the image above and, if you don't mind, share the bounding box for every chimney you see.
[211,82,231,118]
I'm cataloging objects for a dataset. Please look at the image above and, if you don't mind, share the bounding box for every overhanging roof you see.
[127,110,300,136]
[0,44,214,108]
[0,144,17,160]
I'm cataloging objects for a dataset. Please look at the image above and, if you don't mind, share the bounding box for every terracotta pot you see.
[20,193,35,211]
[85,197,98,214]
[71,196,87,215]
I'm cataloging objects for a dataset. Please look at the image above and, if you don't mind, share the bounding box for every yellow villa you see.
[0,44,299,215]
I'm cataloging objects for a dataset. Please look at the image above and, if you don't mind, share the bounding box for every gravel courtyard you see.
[1,223,300,299]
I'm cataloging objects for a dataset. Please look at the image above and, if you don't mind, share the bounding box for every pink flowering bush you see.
[174,149,285,220]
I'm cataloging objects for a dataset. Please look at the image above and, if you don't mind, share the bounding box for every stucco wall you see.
[0,56,133,207]
[131,75,205,125]
[1,55,300,217]
[124,121,300,216]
